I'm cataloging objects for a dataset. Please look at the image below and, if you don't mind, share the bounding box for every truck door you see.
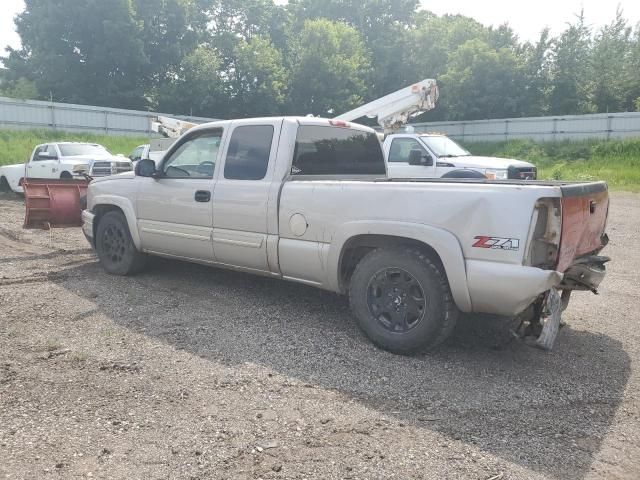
[27,144,58,179]
[136,128,223,261]
[386,137,436,178]
[211,119,282,273]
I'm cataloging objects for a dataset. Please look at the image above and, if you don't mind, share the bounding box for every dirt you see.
[1,191,639,480]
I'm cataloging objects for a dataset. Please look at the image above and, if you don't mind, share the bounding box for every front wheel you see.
[349,247,458,355]
[95,211,146,275]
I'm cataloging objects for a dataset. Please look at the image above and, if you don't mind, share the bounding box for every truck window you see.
[388,138,427,163]
[58,144,108,156]
[162,129,222,178]
[46,145,59,158]
[292,126,385,176]
[129,146,144,161]
[32,145,47,161]
[224,125,274,181]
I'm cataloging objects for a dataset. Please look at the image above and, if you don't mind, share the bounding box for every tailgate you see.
[556,183,609,272]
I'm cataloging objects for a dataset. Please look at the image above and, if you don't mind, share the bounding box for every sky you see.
[2,0,640,54]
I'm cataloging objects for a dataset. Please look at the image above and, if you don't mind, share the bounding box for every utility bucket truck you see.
[337,80,537,180]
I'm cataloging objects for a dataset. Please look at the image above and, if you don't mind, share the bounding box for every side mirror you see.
[38,152,57,160]
[408,149,433,166]
[135,159,157,177]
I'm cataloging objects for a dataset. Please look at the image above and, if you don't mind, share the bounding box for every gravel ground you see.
[0,191,639,480]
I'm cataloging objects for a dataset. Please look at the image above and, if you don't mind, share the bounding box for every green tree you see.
[519,29,553,116]
[288,19,371,116]
[3,0,148,108]
[590,9,632,112]
[548,13,593,115]
[440,39,527,120]
[231,36,288,117]
[622,15,640,112]
[288,0,419,99]
[155,46,225,117]
[132,0,207,93]
[403,13,490,89]
[0,76,38,99]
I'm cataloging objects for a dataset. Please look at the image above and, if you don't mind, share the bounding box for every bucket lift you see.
[335,79,439,134]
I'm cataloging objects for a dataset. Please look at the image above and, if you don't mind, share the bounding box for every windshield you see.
[420,136,470,157]
[58,144,110,156]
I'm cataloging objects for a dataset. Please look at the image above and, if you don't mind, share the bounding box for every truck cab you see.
[382,133,537,180]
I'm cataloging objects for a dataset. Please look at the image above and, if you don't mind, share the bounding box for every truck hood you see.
[446,156,534,169]
[64,154,129,164]
[91,171,136,183]
[0,163,27,172]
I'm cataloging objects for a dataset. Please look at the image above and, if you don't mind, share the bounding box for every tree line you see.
[1,0,640,122]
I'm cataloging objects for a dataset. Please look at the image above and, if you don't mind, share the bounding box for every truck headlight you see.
[485,169,508,180]
[72,164,90,174]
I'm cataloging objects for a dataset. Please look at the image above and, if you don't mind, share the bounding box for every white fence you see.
[0,96,218,136]
[2,96,640,142]
[410,112,640,142]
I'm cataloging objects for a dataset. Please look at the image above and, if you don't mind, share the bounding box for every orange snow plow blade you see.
[23,178,89,229]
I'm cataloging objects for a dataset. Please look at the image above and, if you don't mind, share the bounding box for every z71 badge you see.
[473,236,520,251]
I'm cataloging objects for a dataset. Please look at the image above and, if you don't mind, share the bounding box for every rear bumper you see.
[81,209,95,246]
[559,255,610,293]
[466,259,563,316]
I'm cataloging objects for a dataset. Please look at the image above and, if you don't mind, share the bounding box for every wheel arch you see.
[329,222,472,312]
[91,195,140,249]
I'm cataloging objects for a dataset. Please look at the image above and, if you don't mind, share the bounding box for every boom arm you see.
[335,79,439,133]
[150,115,199,138]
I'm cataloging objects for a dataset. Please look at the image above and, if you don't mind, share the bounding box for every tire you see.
[0,176,9,193]
[441,169,487,179]
[349,247,458,355]
[60,171,73,179]
[95,210,146,275]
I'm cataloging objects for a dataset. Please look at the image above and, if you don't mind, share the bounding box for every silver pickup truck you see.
[82,117,610,354]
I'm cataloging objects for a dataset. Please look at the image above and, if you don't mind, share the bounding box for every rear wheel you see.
[349,247,458,355]
[0,176,9,193]
[95,211,146,275]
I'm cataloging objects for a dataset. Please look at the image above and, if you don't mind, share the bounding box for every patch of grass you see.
[463,138,640,192]
[0,129,148,166]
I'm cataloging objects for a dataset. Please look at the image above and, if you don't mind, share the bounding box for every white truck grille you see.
[90,161,132,177]
[90,162,112,176]
[116,162,133,173]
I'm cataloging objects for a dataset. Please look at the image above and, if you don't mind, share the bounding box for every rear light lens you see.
[525,198,562,269]
[329,120,350,127]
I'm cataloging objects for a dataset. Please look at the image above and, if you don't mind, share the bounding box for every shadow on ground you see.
[57,257,631,479]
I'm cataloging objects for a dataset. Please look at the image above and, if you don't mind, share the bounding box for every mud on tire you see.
[95,210,146,276]
[349,247,458,355]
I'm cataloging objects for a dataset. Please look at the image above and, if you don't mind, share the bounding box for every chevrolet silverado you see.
[81,117,609,354]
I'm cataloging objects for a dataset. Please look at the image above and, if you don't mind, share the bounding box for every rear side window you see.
[224,125,274,180]
[292,126,385,176]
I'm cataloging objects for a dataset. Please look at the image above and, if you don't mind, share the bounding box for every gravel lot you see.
[1,191,639,480]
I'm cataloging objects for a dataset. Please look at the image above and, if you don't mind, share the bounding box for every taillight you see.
[329,120,350,127]
[525,198,562,269]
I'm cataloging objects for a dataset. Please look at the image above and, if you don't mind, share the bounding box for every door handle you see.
[194,190,211,202]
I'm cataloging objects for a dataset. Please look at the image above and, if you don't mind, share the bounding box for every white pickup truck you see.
[82,117,609,354]
[0,142,133,193]
[383,132,537,180]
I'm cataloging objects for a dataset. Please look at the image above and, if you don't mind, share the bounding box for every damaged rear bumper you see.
[559,255,610,293]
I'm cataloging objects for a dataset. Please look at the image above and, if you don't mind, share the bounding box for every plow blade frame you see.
[23,178,89,229]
